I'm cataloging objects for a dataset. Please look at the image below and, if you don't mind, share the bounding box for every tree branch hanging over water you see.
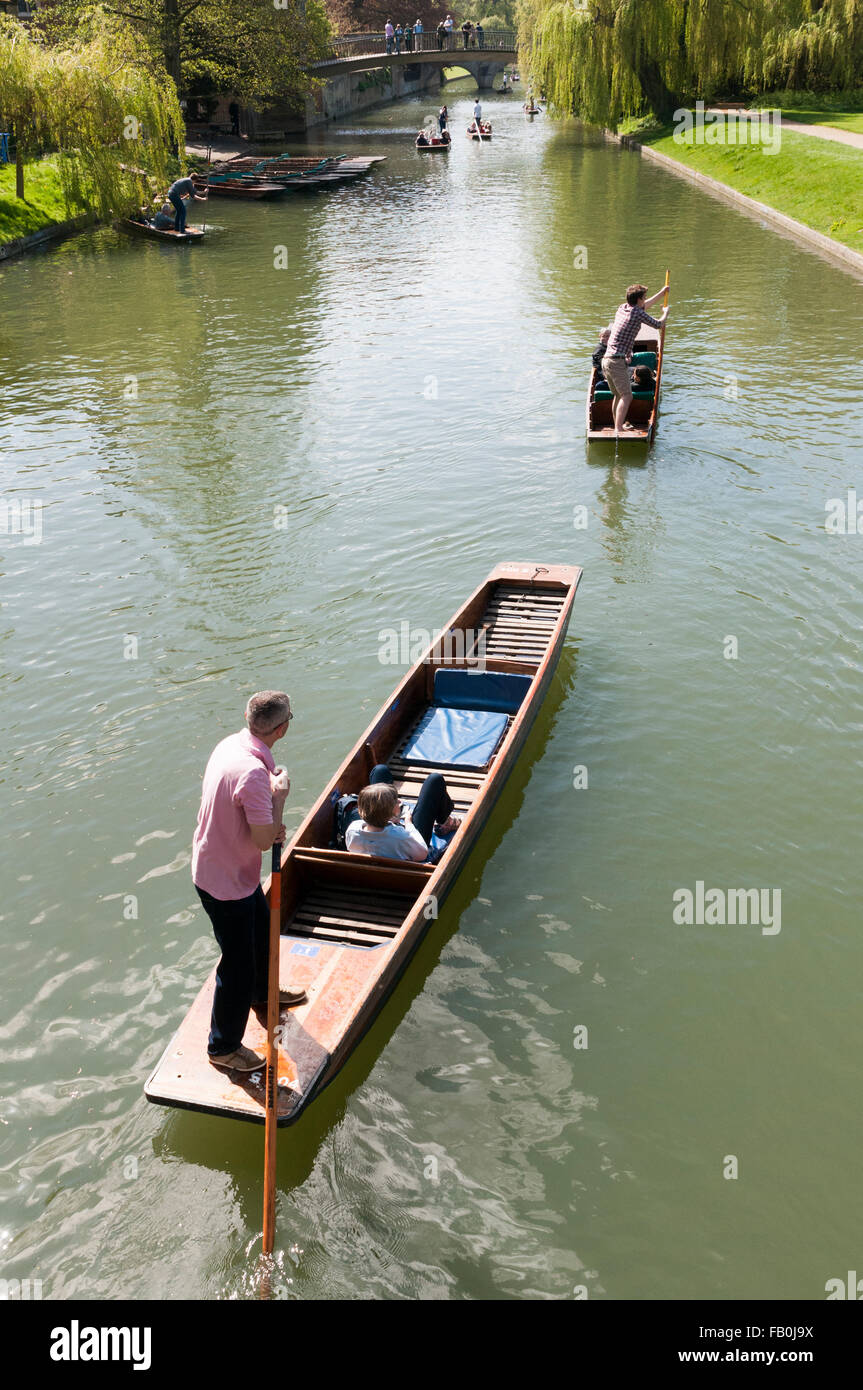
[516,0,863,124]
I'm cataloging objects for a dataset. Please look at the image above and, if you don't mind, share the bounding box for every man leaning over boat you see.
[191,692,307,1074]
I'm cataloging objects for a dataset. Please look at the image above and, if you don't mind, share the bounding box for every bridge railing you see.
[320,30,516,63]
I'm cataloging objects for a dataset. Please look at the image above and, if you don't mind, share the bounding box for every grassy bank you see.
[631,122,863,257]
[751,90,863,135]
[0,157,87,244]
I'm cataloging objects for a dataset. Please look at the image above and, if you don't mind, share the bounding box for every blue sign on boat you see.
[290,941,319,957]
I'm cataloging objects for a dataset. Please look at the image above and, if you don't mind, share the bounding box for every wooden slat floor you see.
[477,582,565,664]
[288,883,415,948]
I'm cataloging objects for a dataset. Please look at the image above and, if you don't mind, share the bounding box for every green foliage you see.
[751,85,863,110]
[518,0,863,125]
[0,11,183,213]
[37,0,332,108]
[459,1,518,26]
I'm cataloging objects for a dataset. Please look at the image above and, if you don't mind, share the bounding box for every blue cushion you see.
[402,706,508,770]
[433,668,531,714]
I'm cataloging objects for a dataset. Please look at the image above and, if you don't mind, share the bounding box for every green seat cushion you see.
[631,351,657,369]
[594,388,654,402]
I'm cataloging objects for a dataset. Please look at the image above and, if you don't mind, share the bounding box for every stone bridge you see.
[314,29,518,91]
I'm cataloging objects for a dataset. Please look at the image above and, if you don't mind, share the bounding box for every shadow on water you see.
[151,644,579,1258]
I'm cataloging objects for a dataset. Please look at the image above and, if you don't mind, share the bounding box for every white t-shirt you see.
[444,17,453,30]
[474,103,482,119]
[345,817,428,862]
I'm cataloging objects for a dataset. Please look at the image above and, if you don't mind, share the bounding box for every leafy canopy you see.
[0,10,183,211]
[517,0,863,124]
[37,0,332,107]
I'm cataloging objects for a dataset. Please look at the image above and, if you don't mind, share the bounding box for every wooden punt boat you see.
[204,179,286,199]
[467,122,492,140]
[120,219,205,243]
[416,134,451,150]
[145,560,583,1128]
[523,105,542,115]
[585,327,666,444]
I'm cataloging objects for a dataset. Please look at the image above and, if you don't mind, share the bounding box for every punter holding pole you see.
[191,692,306,1077]
[602,279,670,438]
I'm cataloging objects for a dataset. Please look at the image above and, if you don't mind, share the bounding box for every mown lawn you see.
[774,109,863,135]
[0,158,86,245]
[637,123,863,256]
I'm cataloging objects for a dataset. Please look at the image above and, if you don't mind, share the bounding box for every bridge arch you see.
[314,30,518,93]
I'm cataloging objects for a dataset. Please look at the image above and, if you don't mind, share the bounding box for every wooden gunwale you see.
[119,219,205,242]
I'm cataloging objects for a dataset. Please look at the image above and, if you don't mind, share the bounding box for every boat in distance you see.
[145,561,583,1127]
[416,133,451,150]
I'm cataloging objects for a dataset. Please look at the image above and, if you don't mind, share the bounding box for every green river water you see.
[2,84,863,1301]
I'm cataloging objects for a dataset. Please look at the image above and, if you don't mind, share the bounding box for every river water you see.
[2,83,863,1302]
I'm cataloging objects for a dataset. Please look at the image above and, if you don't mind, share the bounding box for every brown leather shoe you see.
[253,987,307,1009]
[208,1045,264,1072]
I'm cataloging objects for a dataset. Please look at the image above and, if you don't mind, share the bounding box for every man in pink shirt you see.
[192,691,306,1072]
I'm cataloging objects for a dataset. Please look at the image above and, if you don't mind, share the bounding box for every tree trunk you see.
[163,0,181,89]
[637,60,680,120]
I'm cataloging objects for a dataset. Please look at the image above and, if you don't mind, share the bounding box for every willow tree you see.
[517,0,863,125]
[0,13,183,212]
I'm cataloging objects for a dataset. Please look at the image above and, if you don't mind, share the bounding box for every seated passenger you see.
[345,766,460,862]
[152,201,176,230]
[632,364,656,391]
[592,328,611,371]
[417,130,429,145]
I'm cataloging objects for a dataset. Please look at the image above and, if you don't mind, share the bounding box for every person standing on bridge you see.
[444,14,454,48]
[462,18,473,50]
[436,20,445,50]
[385,18,395,55]
[414,18,423,50]
[476,21,484,48]
[404,22,413,52]
[395,22,403,53]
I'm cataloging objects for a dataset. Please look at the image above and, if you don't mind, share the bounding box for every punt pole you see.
[261,839,281,1255]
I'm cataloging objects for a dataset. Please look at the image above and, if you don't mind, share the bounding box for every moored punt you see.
[204,178,287,199]
[213,155,385,186]
[145,561,583,1127]
[119,218,205,243]
[585,330,665,444]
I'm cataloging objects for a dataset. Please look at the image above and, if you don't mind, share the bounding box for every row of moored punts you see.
[204,153,386,198]
[118,152,387,244]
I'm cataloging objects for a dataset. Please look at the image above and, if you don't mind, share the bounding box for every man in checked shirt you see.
[602,283,670,436]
